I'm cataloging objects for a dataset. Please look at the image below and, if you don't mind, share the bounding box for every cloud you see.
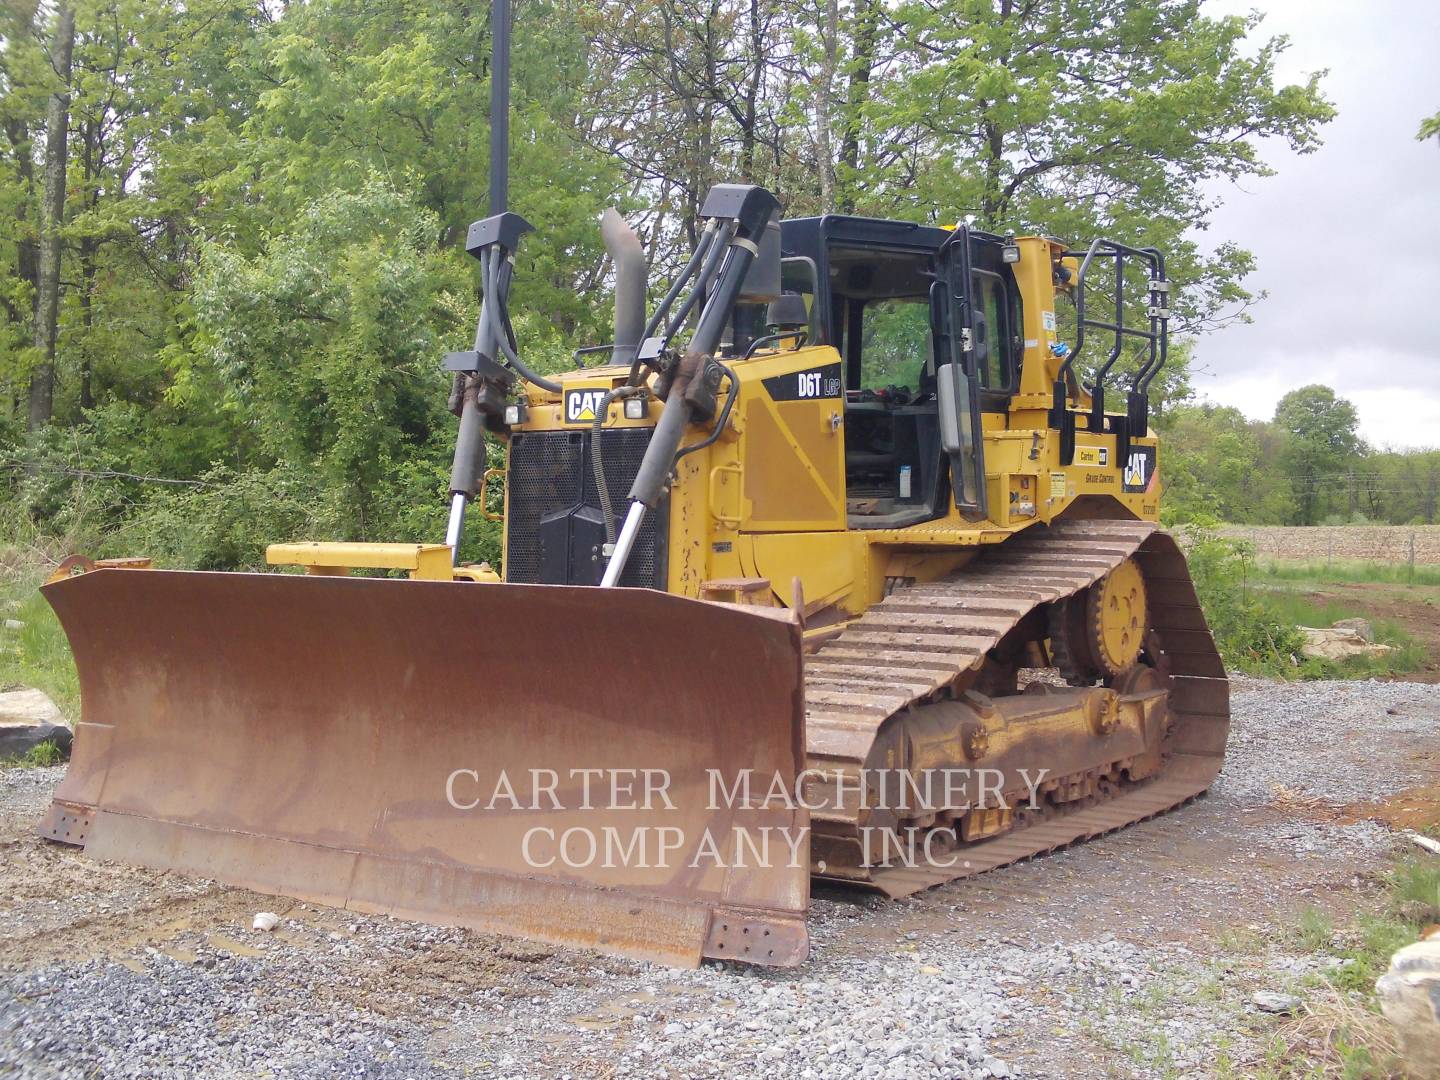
[1197,347,1440,451]
[1190,0,1440,450]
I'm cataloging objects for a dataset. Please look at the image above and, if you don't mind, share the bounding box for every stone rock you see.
[1297,627,1393,662]
[0,688,71,759]
[0,687,61,725]
[1331,617,1374,642]
[1251,991,1302,1015]
[1377,939,1440,1079]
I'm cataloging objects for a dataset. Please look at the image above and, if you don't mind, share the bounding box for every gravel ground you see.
[2,677,1438,1079]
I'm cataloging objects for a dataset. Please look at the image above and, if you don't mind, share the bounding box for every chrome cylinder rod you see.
[600,503,647,588]
[444,492,469,559]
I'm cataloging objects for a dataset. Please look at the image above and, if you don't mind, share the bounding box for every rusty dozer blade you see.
[39,569,810,968]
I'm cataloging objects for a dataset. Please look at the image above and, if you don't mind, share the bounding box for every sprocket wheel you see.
[1085,557,1147,677]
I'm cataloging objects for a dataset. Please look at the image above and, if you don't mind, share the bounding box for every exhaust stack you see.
[601,208,646,368]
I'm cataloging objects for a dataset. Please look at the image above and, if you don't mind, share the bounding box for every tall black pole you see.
[446,0,513,558]
[490,0,509,214]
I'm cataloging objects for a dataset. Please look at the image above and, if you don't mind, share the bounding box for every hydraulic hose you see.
[662,220,736,348]
[628,221,721,386]
[673,364,737,464]
[591,385,646,546]
[485,246,560,393]
[642,221,718,342]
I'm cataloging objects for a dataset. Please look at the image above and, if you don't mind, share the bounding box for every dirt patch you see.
[1342,782,1440,832]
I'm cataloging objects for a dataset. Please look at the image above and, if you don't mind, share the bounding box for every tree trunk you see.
[28,0,77,433]
[78,236,96,411]
[838,0,879,213]
[2,1,41,424]
[814,0,839,212]
[739,0,762,181]
[77,115,99,412]
[3,118,39,326]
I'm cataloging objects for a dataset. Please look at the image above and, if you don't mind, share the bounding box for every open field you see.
[3,678,1439,1079]
[1220,525,1440,568]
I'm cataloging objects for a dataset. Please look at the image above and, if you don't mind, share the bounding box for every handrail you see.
[1049,237,1169,464]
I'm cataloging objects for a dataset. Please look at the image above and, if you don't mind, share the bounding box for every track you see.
[802,519,1231,895]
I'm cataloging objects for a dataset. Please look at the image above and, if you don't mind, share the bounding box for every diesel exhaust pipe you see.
[601,208,646,368]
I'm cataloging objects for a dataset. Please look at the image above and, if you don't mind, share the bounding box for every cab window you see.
[860,297,929,395]
[973,270,1019,393]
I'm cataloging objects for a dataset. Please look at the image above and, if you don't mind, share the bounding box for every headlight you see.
[623,396,648,420]
[503,402,527,426]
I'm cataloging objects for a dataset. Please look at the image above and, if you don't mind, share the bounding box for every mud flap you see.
[39,570,810,968]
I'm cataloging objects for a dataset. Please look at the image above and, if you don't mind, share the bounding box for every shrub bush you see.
[1181,521,1307,674]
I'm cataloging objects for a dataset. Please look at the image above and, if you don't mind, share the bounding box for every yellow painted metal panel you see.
[750,532,857,612]
[734,346,845,533]
[265,543,453,581]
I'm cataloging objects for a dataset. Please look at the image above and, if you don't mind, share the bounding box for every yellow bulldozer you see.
[38,181,1228,968]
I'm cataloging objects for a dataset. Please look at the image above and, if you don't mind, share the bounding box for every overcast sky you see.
[1191,0,1440,450]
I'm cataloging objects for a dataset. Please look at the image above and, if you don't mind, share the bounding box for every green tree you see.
[175,180,470,537]
[0,0,47,427]
[1273,384,1361,525]
[865,0,1333,334]
[1420,109,1440,141]
[0,0,1353,564]
[1159,402,1293,525]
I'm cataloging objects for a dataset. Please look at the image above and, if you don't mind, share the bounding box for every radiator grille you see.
[505,428,667,589]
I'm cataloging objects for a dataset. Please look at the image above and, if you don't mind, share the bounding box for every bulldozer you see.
[37,182,1228,969]
[36,0,1224,972]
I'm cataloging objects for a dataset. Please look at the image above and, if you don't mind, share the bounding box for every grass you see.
[1256,559,1440,588]
[1250,585,1426,681]
[1263,850,1440,1077]
[1296,906,1336,953]
[4,738,67,768]
[0,565,79,717]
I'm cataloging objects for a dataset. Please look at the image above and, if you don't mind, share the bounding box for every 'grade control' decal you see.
[762,362,842,402]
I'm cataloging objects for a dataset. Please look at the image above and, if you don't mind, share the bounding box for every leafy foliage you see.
[1181,523,1306,674]
[177,180,468,536]
[0,0,1405,581]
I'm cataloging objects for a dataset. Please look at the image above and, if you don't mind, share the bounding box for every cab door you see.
[933,227,989,522]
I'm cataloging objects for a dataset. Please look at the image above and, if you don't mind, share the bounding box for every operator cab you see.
[766,216,1025,528]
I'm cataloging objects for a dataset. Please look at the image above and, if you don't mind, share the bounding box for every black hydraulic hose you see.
[626,232,761,510]
[484,246,560,393]
[622,221,731,385]
[591,385,646,545]
[673,364,738,464]
[642,221,717,343]
[742,331,807,359]
[626,222,727,386]
[663,221,736,348]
